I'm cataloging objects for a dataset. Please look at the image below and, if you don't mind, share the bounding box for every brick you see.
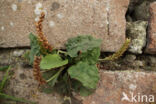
[0,0,129,52]
[146,2,156,54]
[83,70,156,104]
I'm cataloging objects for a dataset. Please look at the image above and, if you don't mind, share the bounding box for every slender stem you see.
[46,67,64,82]
[0,66,11,92]
[41,68,54,73]
[67,73,72,96]
[98,57,113,61]
[64,96,71,104]
[0,93,36,104]
[98,58,108,61]
[98,38,131,62]
[57,50,68,55]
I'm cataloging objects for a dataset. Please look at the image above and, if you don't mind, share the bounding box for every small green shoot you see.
[0,93,36,104]
[0,66,9,71]
[0,66,36,104]
[0,66,11,92]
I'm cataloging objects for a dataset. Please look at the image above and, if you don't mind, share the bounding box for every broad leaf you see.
[40,54,68,70]
[29,33,40,65]
[65,35,102,57]
[54,73,71,95]
[68,62,99,89]
[71,80,94,96]
[80,47,100,64]
[79,87,94,96]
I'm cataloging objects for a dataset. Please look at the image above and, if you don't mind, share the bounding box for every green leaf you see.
[79,87,94,96]
[42,70,59,87]
[54,73,71,95]
[80,47,100,64]
[29,33,40,65]
[42,70,57,80]
[0,66,9,71]
[47,68,64,87]
[71,80,94,96]
[0,66,11,92]
[0,93,36,104]
[65,35,102,57]
[40,85,54,94]
[40,54,68,70]
[68,62,99,89]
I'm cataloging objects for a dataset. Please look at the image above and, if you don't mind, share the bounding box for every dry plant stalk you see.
[35,12,52,52]
[100,38,131,61]
[33,56,46,85]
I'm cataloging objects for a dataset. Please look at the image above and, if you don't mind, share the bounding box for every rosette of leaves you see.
[28,33,130,97]
[28,33,102,96]
[64,35,102,95]
[26,12,131,100]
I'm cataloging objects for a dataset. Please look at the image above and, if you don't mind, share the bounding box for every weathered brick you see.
[6,67,156,104]
[82,70,156,104]
[0,0,129,52]
[146,2,156,54]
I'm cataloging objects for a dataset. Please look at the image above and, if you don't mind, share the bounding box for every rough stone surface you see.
[126,0,155,22]
[0,0,129,52]
[127,21,148,54]
[82,70,156,104]
[2,65,63,104]
[0,49,29,66]
[1,49,156,103]
[2,65,156,104]
[146,2,156,54]
[133,1,151,21]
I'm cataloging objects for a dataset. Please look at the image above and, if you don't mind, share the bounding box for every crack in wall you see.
[125,0,155,54]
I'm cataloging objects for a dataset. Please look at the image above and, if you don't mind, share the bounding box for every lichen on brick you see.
[127,21,148,54]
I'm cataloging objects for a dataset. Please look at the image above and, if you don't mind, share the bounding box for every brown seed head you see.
[35,12,53,52]
[33,56,46,85]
